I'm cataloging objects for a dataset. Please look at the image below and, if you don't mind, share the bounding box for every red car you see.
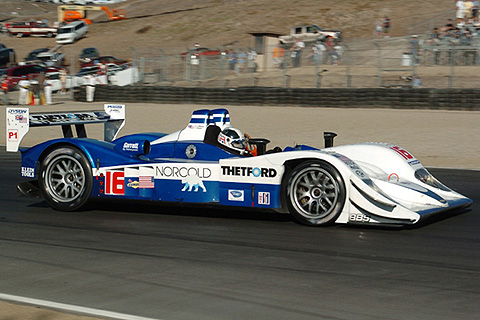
[0,64,61,91]
[181,47,223,61]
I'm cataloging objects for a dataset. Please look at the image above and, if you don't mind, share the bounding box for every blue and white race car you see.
[6,105,472,226]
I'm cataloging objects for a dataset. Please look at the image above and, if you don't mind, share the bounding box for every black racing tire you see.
[46,32,53,38]
[39,146,92,212]
[286,161,346,226]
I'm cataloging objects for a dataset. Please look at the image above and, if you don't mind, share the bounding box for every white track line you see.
[0,293,161,320]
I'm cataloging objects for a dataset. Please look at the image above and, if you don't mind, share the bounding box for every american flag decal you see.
[139,176,154,188]
[15,115,27,123]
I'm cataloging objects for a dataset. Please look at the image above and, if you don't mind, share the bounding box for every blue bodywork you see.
[19,108,288,209]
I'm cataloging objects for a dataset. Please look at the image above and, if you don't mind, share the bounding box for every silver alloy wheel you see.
[289,166,340,219]
[44,154,85,203]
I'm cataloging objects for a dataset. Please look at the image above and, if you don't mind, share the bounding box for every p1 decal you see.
[8,129,18,142]
[105,170,125,195]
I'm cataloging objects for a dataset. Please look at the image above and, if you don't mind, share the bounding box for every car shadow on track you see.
[29,198,294,224]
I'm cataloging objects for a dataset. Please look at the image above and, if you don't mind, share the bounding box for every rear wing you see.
[6,104,125,152]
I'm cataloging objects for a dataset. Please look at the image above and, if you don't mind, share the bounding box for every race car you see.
[6,105,472,226]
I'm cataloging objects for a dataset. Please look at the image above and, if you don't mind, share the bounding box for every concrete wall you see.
[76,86,480,111]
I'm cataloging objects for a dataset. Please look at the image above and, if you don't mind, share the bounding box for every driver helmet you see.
[218,127,246,153]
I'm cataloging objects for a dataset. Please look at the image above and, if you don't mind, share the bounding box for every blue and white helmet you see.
[218,127,246,153]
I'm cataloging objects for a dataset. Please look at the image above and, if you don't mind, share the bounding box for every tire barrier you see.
[75,86,480,111]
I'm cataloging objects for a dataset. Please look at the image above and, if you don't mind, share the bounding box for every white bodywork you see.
[235,144,470,225]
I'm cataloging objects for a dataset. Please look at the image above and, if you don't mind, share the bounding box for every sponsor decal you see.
[349,213,371,223]
[139,176,155,189]
[155,164,214,192]
[8,109,28,114]
[221,166,277,178]
[156,166,212,179]
[181,175,206,192]
[333,154,366,179]
[185,144,197,159]
[258,192,270,205]
[127,179,139,189]
[30,112,99,125]
[21,167,34,178]
[228,190,244,201]
[105,104,123,114]
[408,160,420,166]
[123,142,139,152]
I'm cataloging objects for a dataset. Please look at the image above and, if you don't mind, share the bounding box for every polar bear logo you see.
[181,175,206,192]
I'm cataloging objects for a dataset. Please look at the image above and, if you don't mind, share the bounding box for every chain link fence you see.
[130,36,480,89]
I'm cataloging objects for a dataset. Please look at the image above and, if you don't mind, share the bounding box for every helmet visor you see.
[231,139,246,149]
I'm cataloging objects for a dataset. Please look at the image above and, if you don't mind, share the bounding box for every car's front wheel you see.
[286,161,345,226]
[39,146,92,211]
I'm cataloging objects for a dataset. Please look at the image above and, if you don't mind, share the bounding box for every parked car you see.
[35,51,66,67]
[0,46,15,68]
[25,48,49,62]
[279,24,342,45]
[79,47,99,63]
[80,55,128,67]
[55,20,88,44]
[5,21,57,38]
[0,64,58,91]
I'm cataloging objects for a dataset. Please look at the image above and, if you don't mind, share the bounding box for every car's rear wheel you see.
[46,32,53,38]
[16,33,23,38]
[39,147,92,211]
[286,161,345,226]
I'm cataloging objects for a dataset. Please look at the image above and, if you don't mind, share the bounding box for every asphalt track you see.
[0,149,479,320]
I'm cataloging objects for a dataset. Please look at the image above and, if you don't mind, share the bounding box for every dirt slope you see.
[0,0,454,61]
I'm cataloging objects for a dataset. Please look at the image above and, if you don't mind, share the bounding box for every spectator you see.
[426,27,440,45]
[18,76,30,105]
[465,0,474,24]
[457,0,466,26]
[247,47,258,72]
[43,76,53,105]
[235,49,247,74]
[273,42,285,69]
[473,0,479,23]
[324,36,338,64]
[409,35,420,65]
[310,40,326,65]
[334,44,344,63]
[374,19,383,38]
[227,49,237,72]
[85,74,97,102]
[290,38,305,68]
[59,68,67,95]
[383,16,391,38]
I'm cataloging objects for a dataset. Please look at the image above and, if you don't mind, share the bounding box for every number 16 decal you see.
[390,146,413,160]
[105,171,125,195]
